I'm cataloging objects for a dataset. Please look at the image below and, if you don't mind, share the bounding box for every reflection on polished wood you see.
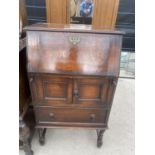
[25,23,124,77]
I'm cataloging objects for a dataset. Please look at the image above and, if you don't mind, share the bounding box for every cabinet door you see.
[46,0,69,24]
[29,75,72,106]
[73,78,111,107]
[92,0,120,29]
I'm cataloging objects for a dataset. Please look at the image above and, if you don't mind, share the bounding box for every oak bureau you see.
[24,23,124,151]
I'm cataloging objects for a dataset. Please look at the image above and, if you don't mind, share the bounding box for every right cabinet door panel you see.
[73,78,111,107]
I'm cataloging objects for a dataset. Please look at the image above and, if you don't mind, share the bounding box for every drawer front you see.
[73,78,111,106]
[34,107,108,125]
[29,75,72,106]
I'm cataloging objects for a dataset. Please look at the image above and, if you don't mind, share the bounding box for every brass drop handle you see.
[69,36,80,45]
[49,113,55,119]
[90,114,96,121]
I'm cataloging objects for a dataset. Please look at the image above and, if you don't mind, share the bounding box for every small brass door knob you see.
[90,114,96,121]
[49,113,55,119]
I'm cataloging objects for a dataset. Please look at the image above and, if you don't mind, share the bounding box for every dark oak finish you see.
[19,2,35,154]
[34,107,108,125]
[29,75,72,106]
[74,78,111,106]
[38,128,46,145]
[25,23,123,148]
[19,108,35,155]
[19,119,33,155]
[25,23,123,77]
[19,46,30,113]
[96,129,106,148]
[19,45,35,155]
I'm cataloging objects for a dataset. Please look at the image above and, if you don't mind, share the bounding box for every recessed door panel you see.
[73,78,110,106]
[29,75,72,106]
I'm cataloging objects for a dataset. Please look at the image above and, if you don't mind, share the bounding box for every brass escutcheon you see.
[69,36,80,45]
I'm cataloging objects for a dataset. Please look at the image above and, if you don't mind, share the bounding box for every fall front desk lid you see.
[26,23,124,76]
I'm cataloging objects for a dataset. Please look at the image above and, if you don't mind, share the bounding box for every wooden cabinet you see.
[92,0,120,29]
[25,23,124,148]
[46,0,69,24]
[19,44,35,155]
[45,0,120,29]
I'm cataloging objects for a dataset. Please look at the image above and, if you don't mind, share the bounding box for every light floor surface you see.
[20,78,135,155]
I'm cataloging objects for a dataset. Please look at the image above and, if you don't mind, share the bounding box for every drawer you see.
[34,107,108,125]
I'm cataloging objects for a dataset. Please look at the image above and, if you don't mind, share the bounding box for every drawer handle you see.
[90,114,96,121]
[49,113,55,119]
[69,36,80,45]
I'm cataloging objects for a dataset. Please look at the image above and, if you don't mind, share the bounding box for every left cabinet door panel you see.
[29,75,73,106]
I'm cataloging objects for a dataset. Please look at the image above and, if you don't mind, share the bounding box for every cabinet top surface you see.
[24,23,124,35]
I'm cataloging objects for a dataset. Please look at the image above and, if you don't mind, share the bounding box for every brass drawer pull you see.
[49,113,55,119]
[69,36,80,45]
[90,114,96,121]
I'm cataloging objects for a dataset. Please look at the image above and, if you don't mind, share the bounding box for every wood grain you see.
[25,24,123,77]
[25,24,123,147]
[46,0,68,24]
[92,0,120,29]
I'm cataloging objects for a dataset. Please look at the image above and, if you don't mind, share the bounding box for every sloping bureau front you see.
[25,23,124,149]
[26,24,123,77]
